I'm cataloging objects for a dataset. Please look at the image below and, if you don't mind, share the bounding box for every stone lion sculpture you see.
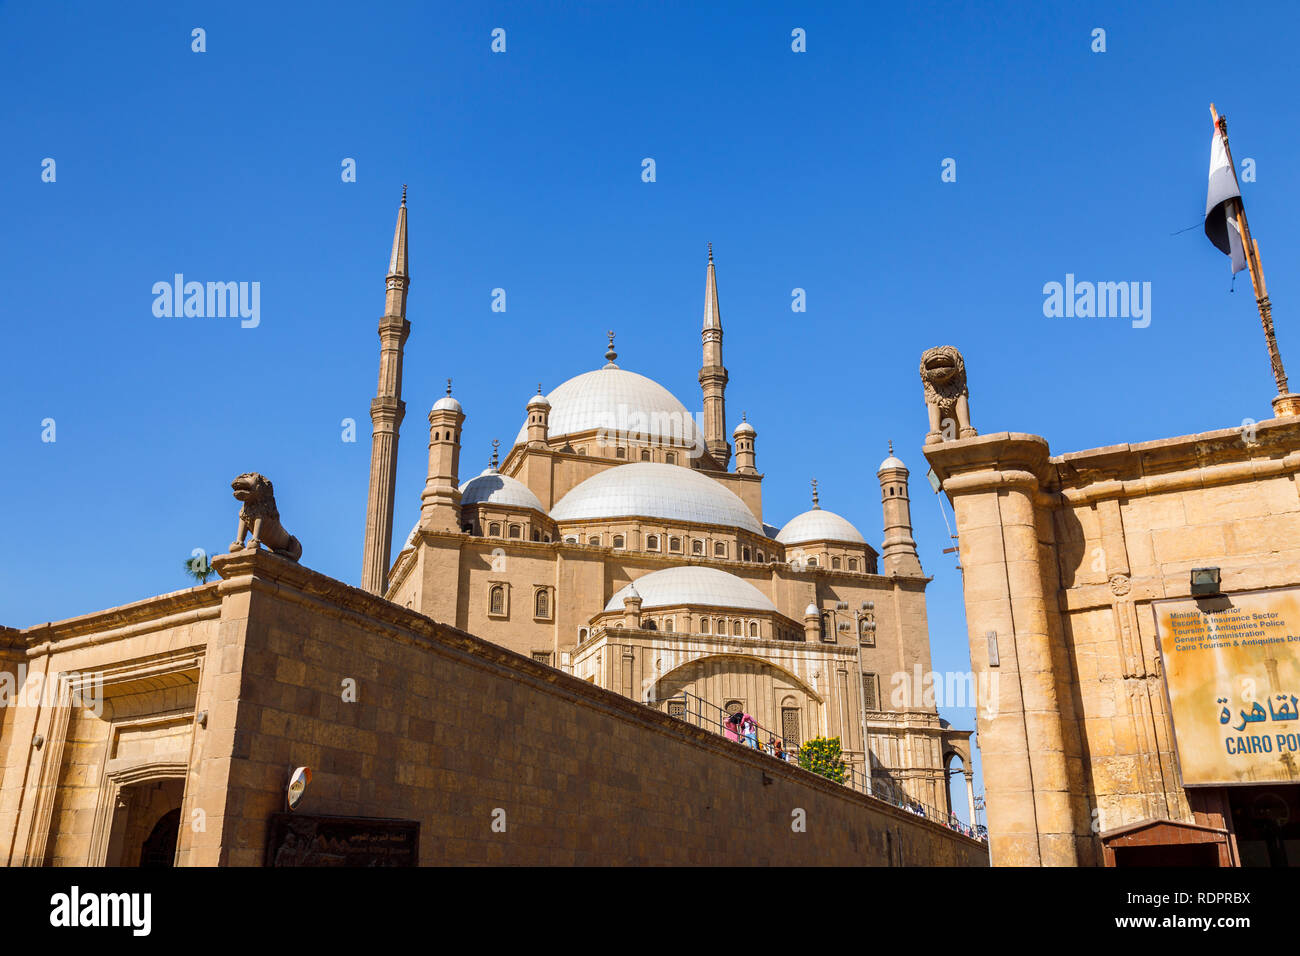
[920,345,977,444]
[229,473,302,561]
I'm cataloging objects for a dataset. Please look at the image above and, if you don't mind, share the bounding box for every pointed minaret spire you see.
[362,189,413,595]
[699,244,730,469]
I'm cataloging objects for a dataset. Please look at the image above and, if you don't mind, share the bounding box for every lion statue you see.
[229,473,302,561]
[920,345,977,444]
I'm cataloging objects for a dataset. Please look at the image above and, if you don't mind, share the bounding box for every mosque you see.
[360,193,975,816]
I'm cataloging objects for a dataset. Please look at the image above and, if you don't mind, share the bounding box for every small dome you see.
[458,470,545,512]
[623,581,641,602]
[551,462,763,534]
[878,454,906,472]
[733,420,756,438]
[776,509,865,545]
[527,391,551,410]
[804,602,819,618]
[433,395,463,413]
[605,566,777,613]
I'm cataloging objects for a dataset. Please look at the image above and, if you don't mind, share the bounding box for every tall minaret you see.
[878,441,922,576]
[699,243,730,469]
[361,187,411,595]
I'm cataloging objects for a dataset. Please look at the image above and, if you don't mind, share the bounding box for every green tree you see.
[798,735,847,783]
[183,550,217,585]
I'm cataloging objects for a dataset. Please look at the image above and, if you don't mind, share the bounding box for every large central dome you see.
[513,366,700,448]
[550,462,763,534]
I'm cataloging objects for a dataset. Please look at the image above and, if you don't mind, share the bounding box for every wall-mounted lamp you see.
[1190,567,1221,597]
[32,734,44,750]
[196,710,208,729]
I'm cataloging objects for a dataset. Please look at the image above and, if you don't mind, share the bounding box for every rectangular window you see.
[782,708,801,748]
[862,672,879,711]
[532,651,552,666]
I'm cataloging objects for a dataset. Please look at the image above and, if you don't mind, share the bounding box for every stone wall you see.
[925,416,1300,866]
[1,551,988,867]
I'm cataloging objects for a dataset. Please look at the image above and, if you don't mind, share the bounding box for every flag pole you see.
[1211,103,1300,415]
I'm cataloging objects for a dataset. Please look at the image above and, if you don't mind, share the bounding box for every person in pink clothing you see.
[724,711,742,742]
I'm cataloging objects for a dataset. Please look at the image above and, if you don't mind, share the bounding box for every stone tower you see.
[733,416,757,475]
[361,188,411,595]
[699,244,731,470]
[420,382,466,530]
[526,386,550,446]
[878,442,923,576]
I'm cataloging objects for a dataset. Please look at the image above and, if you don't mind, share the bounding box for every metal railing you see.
[648,690,987,843]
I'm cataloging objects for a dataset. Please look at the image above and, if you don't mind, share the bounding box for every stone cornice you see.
[17,585,222,649]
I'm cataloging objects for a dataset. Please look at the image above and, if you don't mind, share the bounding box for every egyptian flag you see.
[1205,123,1247,274]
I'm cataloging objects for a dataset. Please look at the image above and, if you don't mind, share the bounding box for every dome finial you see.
[811,478,820,509]
[888,439,894,455]
[490,439,500,471]
[537,383,543,395]
[604,330,618,367]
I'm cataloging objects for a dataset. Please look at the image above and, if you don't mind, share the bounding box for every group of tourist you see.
[714,707,986,842]
[722,711,792,761]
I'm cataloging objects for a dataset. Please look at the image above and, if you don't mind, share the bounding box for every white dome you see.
[776,508,865,545]
[459,469,545,512]
[551,463,762,533]
[605,566,777,613]
[879,454,906,471]
[733,420,756,438]
[513,366,700,448]
[433,395,462,413]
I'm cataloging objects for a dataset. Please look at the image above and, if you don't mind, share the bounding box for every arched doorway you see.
[140,808,181,867]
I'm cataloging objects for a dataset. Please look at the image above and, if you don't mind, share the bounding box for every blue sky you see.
[3,0,1299,822]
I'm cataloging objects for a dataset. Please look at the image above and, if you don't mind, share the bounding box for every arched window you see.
[508,524,521,539]
[714,541,726,557]
[848,558,858,571]
[701,618,710,634]
[532,530,540,542]
[717,618,726,634]
[578,627,589,642]
[665,452,676,465]
[757,550,765,563]
[588,535,601,546]
[564,536,578,544]
[577,447,587,456]
[640,449,651,461]
[489,585,505,616]
[612,534,625,549]
[807,556,818,567]
[489,522,502,536]
[748,621,758,637]
[615,447,626,459]
[534,588,549,618]
[820,612,832,642]
[732,620,742,636]
[663,617,674,633]
[742,547,751,561]
[831,556,842,570]
[669,537,682,553]
[646,534,659,551]
[692,540,704,555]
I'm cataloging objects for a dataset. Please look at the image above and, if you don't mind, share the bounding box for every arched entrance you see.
[104,776,185,867]
[140,808,182,867]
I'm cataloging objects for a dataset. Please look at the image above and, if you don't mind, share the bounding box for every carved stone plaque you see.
[265,813,419,867]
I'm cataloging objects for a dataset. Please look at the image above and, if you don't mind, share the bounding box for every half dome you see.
[605,566,777,613]
[513,366,700,448]
[551,463,762,534]
[776,508,865,545]
[459,470,545,512]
